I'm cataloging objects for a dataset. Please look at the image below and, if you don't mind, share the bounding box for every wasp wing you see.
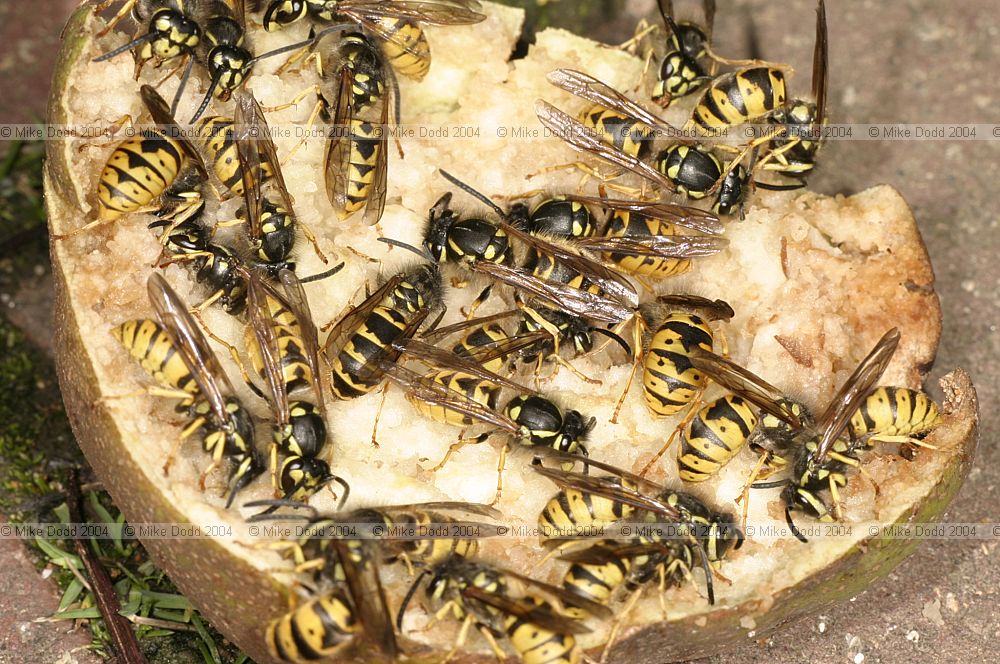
[147,273,233,426]
[332,540,398,659]
[814,328,899,462]
[246,272,291,426]
[567,194,724,235]
[325,65,355,218]
[689,352,802,427]
[535,100,677,193]
[460,586,593,635]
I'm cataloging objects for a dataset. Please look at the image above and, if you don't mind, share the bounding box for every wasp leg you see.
[75,114,134,153]
[599,588,643,664]
[550,354,601,386]
[868,433,939,451]
[162,415,204,476]
[615,19,658,54]
[462,285,493,319]
[188,308,257,392]
[491,442,509,507]
[737,450,774,532]
[638,395,704,477]
[269,442,280,496]
[431,433,491,473]
[298,220,330,264]
[610,318,645,424]
[439,613,474,663]
[97,386,192,406]
[51,200,160,240]
[370,382,390,448]
[94,0,136,38]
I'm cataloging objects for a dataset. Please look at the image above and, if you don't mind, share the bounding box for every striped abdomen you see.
[602,210,691,278]
[849,387,941,443]
[265,591,359,663]
[691,67,786,134]
[375,17,430,80]
[538,479,636,545]
[96,130,183,220]
[505,594,581,664]
[579,105,652,159]
[410,370,501,426]
[335,117,382,220]
[112,319,198,396]
[678,395,758,482]
[642,314,714,416]
[329,305,409,400]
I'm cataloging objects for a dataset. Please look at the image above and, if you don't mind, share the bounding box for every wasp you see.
[244,269,350,503]
[268,536,398,661]
[532,453,741,656]
[323,263,444,401]
[114,273,264,506]
[686,1,828,137]
[748,328,912,542]
[757,0,829,188]
[538,69,773,218]
[383,340,596,503]
[314,30,396,226]
[848,387,941,451]
[397,553,608,664]
[261,0,486,81]
[54,85,208,236]
[232,90,329,272]
[533,453,742,577]
[674,351,804,483]
[506,189,727,282]
[648,0,717,105]
[420,302,632,386]
[92,0,203,80]
[248,500,499,662]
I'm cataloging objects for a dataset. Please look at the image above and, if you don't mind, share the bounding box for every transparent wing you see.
[246,272,291,425]
[278,269,326,413]
[535,100,677,193]
[566,194,723,235]
[332,540,398,659]
[324,66,354,217]
[814,328,899,462]
[140,84,209,178]
[575,233,728,259]
[147,273,232,425]
[689,352,802,427]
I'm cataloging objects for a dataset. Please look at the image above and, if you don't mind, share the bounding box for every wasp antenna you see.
[750,478,786,489]
[189,76,221,124]
[590,326,633,360]
[396,569,430,630]
[251,23,354,63]
[93,32,156,62]
[377,237,433,260]
[171,58,196,119]
[300,261,346,284]
[438,170,505,217]
[330,474,351,510]
[695,538,715,605]
[786,506,808,543]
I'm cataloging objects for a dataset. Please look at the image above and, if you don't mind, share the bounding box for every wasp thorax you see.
[276,401,327,458]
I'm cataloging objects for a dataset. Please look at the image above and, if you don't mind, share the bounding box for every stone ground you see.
[0,0,997,662]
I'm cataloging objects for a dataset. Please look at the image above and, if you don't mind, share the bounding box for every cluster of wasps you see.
[64,0,948,662]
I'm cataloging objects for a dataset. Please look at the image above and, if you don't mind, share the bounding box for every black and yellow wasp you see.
[232,90,329,273]
[743,328,929,542]
[246,499,499,662]
[55,85,208,234]
[92,0,204,78]
[381,338,596,503]
[686,0,828,138]
[648,0,717,106]
[244,268,350,504]
[114,273,264,507]
[505,189,726,282]
[323,263,444,401]
[261,0,486,81]
[539,69,775,219]
[318,30,395,226]
[533,452,743,599]
[757,0,829,188]
[397,553,610,664]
